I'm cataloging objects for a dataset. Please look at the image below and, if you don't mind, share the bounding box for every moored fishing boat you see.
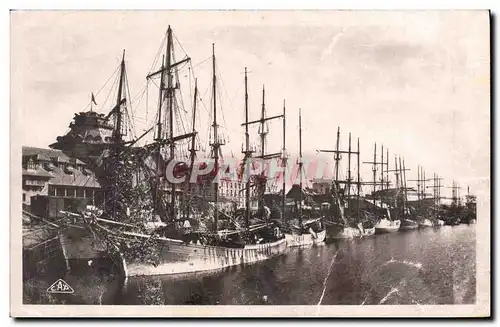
[357,220,376,237]
[285,218,326,247]
[283,110,326,247]
[319,129,371,240]
[374,217,401,234]
[324,221,360,239]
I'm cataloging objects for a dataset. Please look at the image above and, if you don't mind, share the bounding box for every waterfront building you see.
[22,146,103,208]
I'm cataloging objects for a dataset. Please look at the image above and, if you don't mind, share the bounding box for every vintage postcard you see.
[10,10,490,317]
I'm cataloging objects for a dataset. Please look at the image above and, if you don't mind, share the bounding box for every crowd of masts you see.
[103,25,473,233]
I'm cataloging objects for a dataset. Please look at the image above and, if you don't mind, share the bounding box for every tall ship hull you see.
[114,233,288,278]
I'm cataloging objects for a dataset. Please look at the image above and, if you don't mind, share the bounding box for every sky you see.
[10,10,490,202]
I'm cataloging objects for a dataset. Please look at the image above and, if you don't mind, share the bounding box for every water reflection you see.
[24,224,476,305]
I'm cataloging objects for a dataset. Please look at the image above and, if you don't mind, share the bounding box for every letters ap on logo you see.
[46,279,74,294]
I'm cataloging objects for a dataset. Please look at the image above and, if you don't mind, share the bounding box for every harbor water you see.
[24,224,476,305]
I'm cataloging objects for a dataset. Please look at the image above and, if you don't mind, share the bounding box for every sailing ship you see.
[60,26,287,278]
[373,203,400,234]
[396,157,419,230]
[361,143,400,234]
[283,109,326,247]
[465,186,477,224]
[321,129,373,240]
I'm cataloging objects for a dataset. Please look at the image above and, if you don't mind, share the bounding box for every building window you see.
[49,186,55,196]
[76,189,84,198]
[67,188,75,197]
[50,157,59,167]
[56,187,65,197]
[22,193,26,202]
[27,158,36,170]
[85,189,94,199]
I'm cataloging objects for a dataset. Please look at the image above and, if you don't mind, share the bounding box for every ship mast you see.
[347,132,352,212]
[318,128,360,221]
[154,56,165,219]
[403,158,408,203]
[113,50,126,145]
[381,145,384,196]
[210,43,223,232]
[240,77,284,226]
[282,99,287,224]
[242,67,253,229]
[393,156,400,218]
[334,127,341,187]
[145,26,193,223]
[166,27,177,220]
[334,127,341,219]
[258,85,267,212]
[386,148,389,190]
[372,143,377,205]
[155,56,165,141]
[111,50,126,220]
[356,138,361,220]
[399,157,406,214]
[185,79,198,219]
[298,108,303,228]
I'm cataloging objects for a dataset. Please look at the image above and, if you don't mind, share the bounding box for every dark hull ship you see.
[58,26,287,278]
[321,130,375,240]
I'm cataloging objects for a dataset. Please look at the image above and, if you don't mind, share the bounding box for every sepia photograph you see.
[9,9,490,317]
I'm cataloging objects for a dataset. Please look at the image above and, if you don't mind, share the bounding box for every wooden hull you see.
[285,229,326,247]
[117,236,288,278]
[399,219,419,230]
[375,219,401,234]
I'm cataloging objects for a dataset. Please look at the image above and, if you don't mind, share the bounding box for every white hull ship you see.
[285,231,326,247]
[374,218,401,234]
[111,231,287,278]
[285,220,326,247]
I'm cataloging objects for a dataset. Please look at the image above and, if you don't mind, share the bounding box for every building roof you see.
[46,166,101,188]
[22,146,100,188]
[22,168,53,178]
[22,146,85,165]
